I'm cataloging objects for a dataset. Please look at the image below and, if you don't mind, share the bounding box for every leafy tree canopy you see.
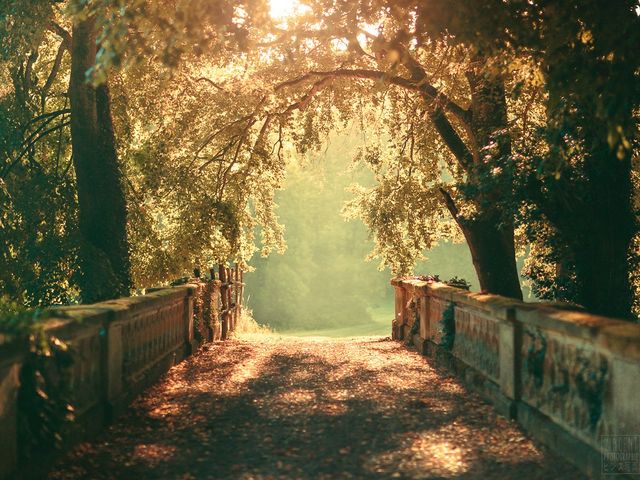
[1,0,638,319]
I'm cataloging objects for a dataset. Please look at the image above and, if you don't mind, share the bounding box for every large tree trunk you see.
[69,16,131,302]
[463,219,522,299]
[435,68,523,300]
[574,232,634,320]
[442,192,523,299]
[568,154,634,319]
[385,42,523,299]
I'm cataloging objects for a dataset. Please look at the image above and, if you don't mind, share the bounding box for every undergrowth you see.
[234,307,272,334]
[0,297,75,460]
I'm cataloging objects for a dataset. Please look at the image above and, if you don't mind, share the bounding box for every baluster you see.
[219,264,228,339]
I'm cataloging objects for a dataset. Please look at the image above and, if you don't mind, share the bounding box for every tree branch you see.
[280,76,335,115]
[21,108,71,131]
[439,187,460,218]
[429,108,474,171]
[41,41,68,110]
[275,68,469,124]
[2,120,71,178]
[20,110,70,153]
[23,50,39,95]
[49,22,72,49]
[195,77,226,91]
[276,69,476,171]
[198,136,241,172]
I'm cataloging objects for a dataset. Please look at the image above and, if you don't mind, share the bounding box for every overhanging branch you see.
[275,68,470,124]
[439,187,460,218]
[275,68,476,171]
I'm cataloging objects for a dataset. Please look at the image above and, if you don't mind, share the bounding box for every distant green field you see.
[279,305,393,338]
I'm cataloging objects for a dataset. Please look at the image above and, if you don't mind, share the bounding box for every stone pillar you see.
[392,284,405,340]
[498,307,521,419]
[219,265,228,340]
[100,298,134,419]
[212,281,222,341]
[185,286,195,353]
[227,267,232,333]
[419,295,430,341]
[106,321,124,418]
[0,345,24,479]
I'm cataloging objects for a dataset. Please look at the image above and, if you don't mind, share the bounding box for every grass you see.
[278,305,393,338]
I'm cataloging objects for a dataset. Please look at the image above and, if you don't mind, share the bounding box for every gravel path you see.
[49,335,584,479]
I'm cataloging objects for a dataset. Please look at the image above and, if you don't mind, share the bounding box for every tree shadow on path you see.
[47,336,585,480]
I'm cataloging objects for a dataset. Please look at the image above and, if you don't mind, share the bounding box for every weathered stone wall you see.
[392,277,640,478]
[0,280,233,479]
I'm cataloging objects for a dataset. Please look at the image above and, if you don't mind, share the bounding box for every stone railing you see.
[0,268,244,479]
[392,277,640,478]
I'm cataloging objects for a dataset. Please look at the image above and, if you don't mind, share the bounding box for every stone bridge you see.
[0,272,639,479]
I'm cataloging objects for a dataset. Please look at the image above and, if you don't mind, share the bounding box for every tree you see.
[68,0,286,288]
[1,0,280,307]
[415,0,640,319]
[181,0,525,298]
[68,15,131,301]
[1,2,132,303]
[4,0,637,321]
[1,1,81,307]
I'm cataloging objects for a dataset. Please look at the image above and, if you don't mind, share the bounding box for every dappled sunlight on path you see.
[48,335,584,479]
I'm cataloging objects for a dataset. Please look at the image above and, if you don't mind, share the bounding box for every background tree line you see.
[245,131,484,332]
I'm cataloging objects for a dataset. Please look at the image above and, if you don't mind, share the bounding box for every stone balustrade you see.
[392,277,640,478]
[0,277,241,479]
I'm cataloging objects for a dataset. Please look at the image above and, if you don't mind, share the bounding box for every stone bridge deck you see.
[47,335,583,480]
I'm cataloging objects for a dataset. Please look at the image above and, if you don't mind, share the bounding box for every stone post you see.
[498,306,521,419]
[227,266,235,332]
[239,269,244,309]
[419,294,430,341]
[0,344,24,479]
[392,282,406,340]
[185,285,195,353]
[106,321,124,418]
[219,264,228,340]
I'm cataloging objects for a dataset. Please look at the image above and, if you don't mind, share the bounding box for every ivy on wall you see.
[1,306,76,460]
[439,303,455,351]
[525,329,547,388]
[575,356,608,431]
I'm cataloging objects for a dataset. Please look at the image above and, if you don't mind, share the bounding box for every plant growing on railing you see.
[446,277,471,290]
[235,306,271,334]
[417,274,440,282]
[439,303,455,351]
[0,299,75,459]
